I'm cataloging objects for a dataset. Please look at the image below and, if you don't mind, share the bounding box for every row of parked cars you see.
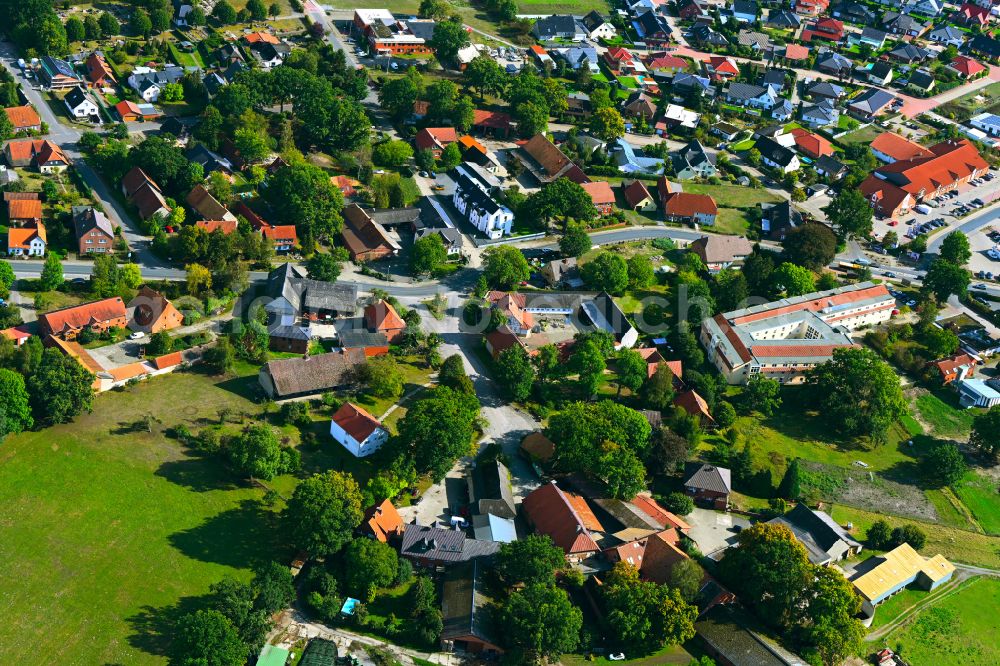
[906,218,947,238]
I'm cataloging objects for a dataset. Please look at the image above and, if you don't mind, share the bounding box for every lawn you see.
[682,183,782,208]
[914,392,975,439]
[886,577,1000,666]
[954,472,1000,536]
[838,125,883,146]
[0,369,288,665]
[562,645,694,666]
[713,208,751,236]
[868,586,930,630]
[830,504,1000,569]
[730,138,756,151]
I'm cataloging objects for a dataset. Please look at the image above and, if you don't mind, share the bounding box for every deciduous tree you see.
[482,244,530,289]
[29,348,95,424]
[496,344,535,401]
[582,251,628,294]
[499,584,582,662]
[970,407,1000,459]
[0,368,33,437]
[781,222,837,271]
[283,470,363,556]
[825,188,872,241]
[939,231,971,266]
[495,535,566,586]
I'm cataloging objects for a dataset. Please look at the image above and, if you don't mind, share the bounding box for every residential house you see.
[452,163,514,239]
[612,139,666,175]
[684,464,731,509]
[194,220,238,235]
[871,132,933,163]
[780,43,810,63]
[802,17,845,42]
[756,136,800,172]
[186,144,233,177]
[581,10,617,40]
[883,11,927,37]
[247,41,290,70]
[732,0,759,22]
[399,522,500,569]
[72,206,115,255]
[342,204,401,261]
[968,35,1000,61]
[623,91,658,120]
[736,29,770,51]
[851,543,954,618]
[186,185,236,222]
[832,2,876,24]
[468,459,516,519]
[415,227,463,255]
[848,88,897,117]
[678,0,705,19]
[956,379,1000,408]
[581,181,616,215]
[114,100,161,122]
[622,180,656,211]
[725,82,778,109]
[583,292,639,349]
[950,55,987,79]
[364,299,406,343]
[63,87,99,121]
[7,224,46,257]
[928,25,965,47]
[542,257,583,288]
[330,402,389,458]
[851,27,888,49]
[38,56,82,89]
[704,55,739,81]
[84,52,115,88]
[790,128,833,158]
[127,286,183,334]
[670,72,713,95]
[815,50,852,75]
[767,10,802,28]
[557,46,600,73]
[353,10,435,56]
[522,482,601,562]
[801,99,840,127]
[760,68,790,92]
[711,122,741,141]
[127,66,186,102]
[867,61,895,86]
[806,80,845,102]
[4,105,41,133]
[956,2,992,27]
[638,529,691,584]
[672,140,716,179]
[793,0,829,15]
[359,498,404,543]
[517,133,589,185]
[604,47,643,75]
[529,45,554,68]
[859,140,988,217]
[414,127,458,158]
[531,14,586,41]
[122,167,170,221]
[815,155,847,179]
[768,503,863,565]
[690,235,755,272]
[887,43,930,64]
[690,24,730,47]
[258,349,366,399]
[565,92,592,120]
[662,191,718,225]
[907,69,935,94]
[7,197,42,227]
[662,104,700,130]
[4,139,68,173]
[646,54,688,75]
[760,201,803,240]
[773,99,794,123]
[39,297,128,340]
[262,263,358,351]
[633,10,672,43]
[440,561,503,654]
[930,352,978,384]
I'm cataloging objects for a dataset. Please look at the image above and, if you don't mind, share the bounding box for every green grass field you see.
[838,125,883,146]
[954,472,1000,535]
[0,369,287,665]
[683,183,783,208]
[887,577,1000,666]
[915,392,975,439]
[869,587,929,630]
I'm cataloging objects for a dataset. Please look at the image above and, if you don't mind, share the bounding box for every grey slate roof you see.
[696,605,807,666]
[849,88,896,113]
[767,503,862,565]
[766,10,800,28]
[727,82,768,100]
[888,43,929,62]
[469,459,516,519]
[400,523,500,563]
[684,464,732,494]
[440,560,500,647]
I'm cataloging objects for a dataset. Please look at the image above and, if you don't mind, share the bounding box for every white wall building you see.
[452,163,513,239]
[329,402,389,458]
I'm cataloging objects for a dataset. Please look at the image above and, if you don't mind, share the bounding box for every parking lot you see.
[969,225,1000,284]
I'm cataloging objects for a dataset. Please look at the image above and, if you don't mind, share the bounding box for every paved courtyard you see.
[686,507,751,558]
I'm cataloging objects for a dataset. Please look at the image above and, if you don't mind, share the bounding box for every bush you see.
[661,491,694,516]
[279,401,312,429]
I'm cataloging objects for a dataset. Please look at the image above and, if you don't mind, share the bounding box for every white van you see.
[915,204,931,214]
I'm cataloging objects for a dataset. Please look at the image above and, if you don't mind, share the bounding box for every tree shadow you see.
[214,373,264,402]
[125,593,208,661]
[168,498,288,569]
[155,457,243,493]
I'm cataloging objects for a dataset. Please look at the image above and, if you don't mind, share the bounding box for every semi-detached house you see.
[452,163,513,239]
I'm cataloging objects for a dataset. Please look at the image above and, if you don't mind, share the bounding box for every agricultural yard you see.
[883,577,1000,666]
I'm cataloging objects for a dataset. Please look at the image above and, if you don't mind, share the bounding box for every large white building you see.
[701,282,896,385]
[329,402,389,458]
[452,163,513,240]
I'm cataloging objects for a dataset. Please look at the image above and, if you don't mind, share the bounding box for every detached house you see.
[39,297,128,340]
[755,136,800,172]
[38,56,82,89]
[659,179,718,226]
[950,55,987,79]
[122,167,170,220]
[63,86,100,121]
[127,66,186,102]
[768,503,863,566]
[522,482,601,562]
[4,139,68,172]
[127,286,184,334]
[4,105,41,133]
[85,52,115,88]
[330,402,389,458]
[672,140,716,180]
[725,82,778,109]
[7,224,46,257]
[452,163,514,239]
[633,10,672,43]
[623,91,657,119]
[72,206,115,255]
[581,181,616,215]
[690,235,754,272]
[684,464,731,509]
[414,127,458,158]
[531,14,586,41]
[581,10,617,40]
[622,180,656,211]
[342,204,401,261]
[802,17,844,42]
[847,88,896,117]
[186,185,236,222]
[928,25,965,47]
[364,299,406,343]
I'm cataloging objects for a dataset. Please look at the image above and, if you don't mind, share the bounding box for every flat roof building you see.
[701,282,895,384]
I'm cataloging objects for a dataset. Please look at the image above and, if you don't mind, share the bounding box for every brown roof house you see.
[440,560,503,654]
[622,180,656,211]
[330,402,389,457]
[640,529,692,584]
[364,299,406,342]
[39,297,128,340]
[689,235,754,273]
[684,463,731,509]
[360,498,404,543]
[520,431,556,463]
[258,348,366,399]
[127,286,184,334]
[72,206,115,255]
[122,167,170,220]
[516,133,590,185]
[186,184,236,222]
[522,481,601,563]
[342,204,401,262]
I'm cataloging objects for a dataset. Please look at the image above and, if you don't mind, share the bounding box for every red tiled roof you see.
[631,495,692,531]
[790,127,834,158]
[932,352,977,376]
[4,105,40,129]
[867,140,988,205]
[261,224,297,244]
[604,539,647,566]
[731,284,891,325]
[6,139,67,166]
[522,482,601,555]
[196,220,239,234]
[951,55,987,77]
[473,109,512,129]
[647,55,688,70]
[707,55,739,75]
[41,297,127,335]
[783,44,809,60]
[485,325,525,357]
[581,180,616,205]
[332,402,384,443]
[245,31,280,44]
[362,498,404,542]
[122,166,160,197]
[1,324,32,343]
[674,389,714,423]
[530,45,548,55]
[414,127,458,151]
[622,180,653,208]
[7,224,45,249]
[109,362,149,382]
[488,290,534,329]
[870,132,933,162]
[86,52,115,84]
[663,192,718,217]
[365,300,406,333]
[606,46,634,63]
[115,100,141,118]
[567,492,605,532]
[151,351,183,370]
[752,344,839,357]
[958,2,991,24]
[231,200,268,230]
[639,529,689,584]
[8,198,42,220]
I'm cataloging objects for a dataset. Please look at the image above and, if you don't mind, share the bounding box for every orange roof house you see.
[950,55,987,78]
[331,174,359,197]
[581,181,616,215]
[662,192,718,225]
[4,105,41,132]
[487,290,535,334]
[39,297,128,339]
[128,286,184,334]
[930,352,978,384]
[85,52,116,87]
[4,139,68,170]
[789,128,834,159]
[245,31,280,44]
[1,324,32,347]
[870,132,934,163]
[472,109,512,136]
[364,299,406,343]
[330,401,389,457]
[151,351,184,370]
[631,494,692,532]
[414,127,459,156]
[360,498,404,542]
[782,44,809,61]
[195,219,239,234]
[522,481,601,561]
[706,55,739,78]
[7,223,46,255]
[7,198,42,225]
[674,388,715,425]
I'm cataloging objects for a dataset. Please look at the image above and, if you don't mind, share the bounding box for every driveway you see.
[685,507,751,557]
